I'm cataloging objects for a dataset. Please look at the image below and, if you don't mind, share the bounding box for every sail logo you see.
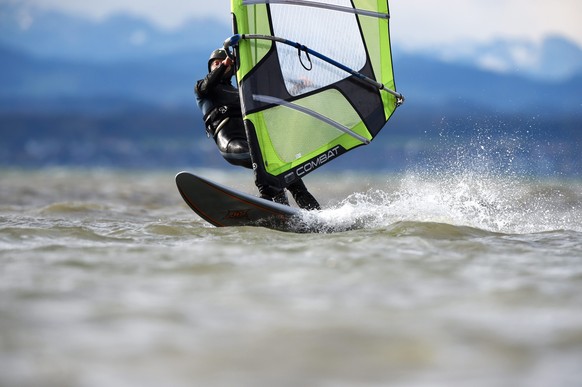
[296,146,341,177]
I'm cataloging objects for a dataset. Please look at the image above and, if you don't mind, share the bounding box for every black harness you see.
[204,104,242,138]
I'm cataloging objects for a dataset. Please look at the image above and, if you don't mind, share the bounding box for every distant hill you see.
[0,44,204,107]
[416,35,582,82]
[1,42,580,115]
[396,54,582,114]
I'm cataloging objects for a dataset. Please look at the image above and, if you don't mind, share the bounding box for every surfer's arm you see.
[195,63,229,97]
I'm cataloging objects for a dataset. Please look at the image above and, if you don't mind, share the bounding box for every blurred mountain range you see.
[414,36,582,82]
[1,6,581,174]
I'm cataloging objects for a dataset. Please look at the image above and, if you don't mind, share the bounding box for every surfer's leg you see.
[213,121,288,204]
[219,138,288,204]
[252,166,289,206]
[260,190,289,206]
[258,185,289,206]
[214,122,253,168]
[217,138,253,168]
[287,180,321,210]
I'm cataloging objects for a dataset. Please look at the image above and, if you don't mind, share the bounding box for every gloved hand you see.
[222,57,234,67]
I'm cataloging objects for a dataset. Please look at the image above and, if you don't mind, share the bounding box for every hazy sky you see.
[16,0,582,49]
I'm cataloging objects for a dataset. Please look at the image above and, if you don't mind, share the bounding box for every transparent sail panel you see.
[270,0,367,97]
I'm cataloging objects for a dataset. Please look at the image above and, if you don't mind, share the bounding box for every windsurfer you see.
[194,48,321,211]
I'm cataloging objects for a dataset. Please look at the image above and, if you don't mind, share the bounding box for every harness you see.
[204,104,242,138]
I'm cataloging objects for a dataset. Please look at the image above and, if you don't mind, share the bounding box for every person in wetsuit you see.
[194,48,320,210]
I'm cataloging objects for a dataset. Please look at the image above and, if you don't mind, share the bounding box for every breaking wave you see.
[305,127,582,234]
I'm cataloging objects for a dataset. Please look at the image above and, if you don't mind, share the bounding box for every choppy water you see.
[1,167,582,387]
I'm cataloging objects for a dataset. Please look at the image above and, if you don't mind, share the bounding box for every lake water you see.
[1,167,581,387]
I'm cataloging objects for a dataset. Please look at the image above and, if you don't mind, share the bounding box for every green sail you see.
[229,0,403,187]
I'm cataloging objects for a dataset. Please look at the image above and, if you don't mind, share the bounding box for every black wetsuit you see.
[195,63,251,168]
[194,63,320,210]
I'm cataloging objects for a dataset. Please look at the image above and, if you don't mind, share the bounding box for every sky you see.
[13,0,582,49]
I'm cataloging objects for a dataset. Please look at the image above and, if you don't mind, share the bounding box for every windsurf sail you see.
[227,0,404,188]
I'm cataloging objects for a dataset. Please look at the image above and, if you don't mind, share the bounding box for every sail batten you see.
[231,0,402,187]
[252,94,371,145]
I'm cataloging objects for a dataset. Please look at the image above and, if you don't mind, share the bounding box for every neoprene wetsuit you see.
[195,62,251,168]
